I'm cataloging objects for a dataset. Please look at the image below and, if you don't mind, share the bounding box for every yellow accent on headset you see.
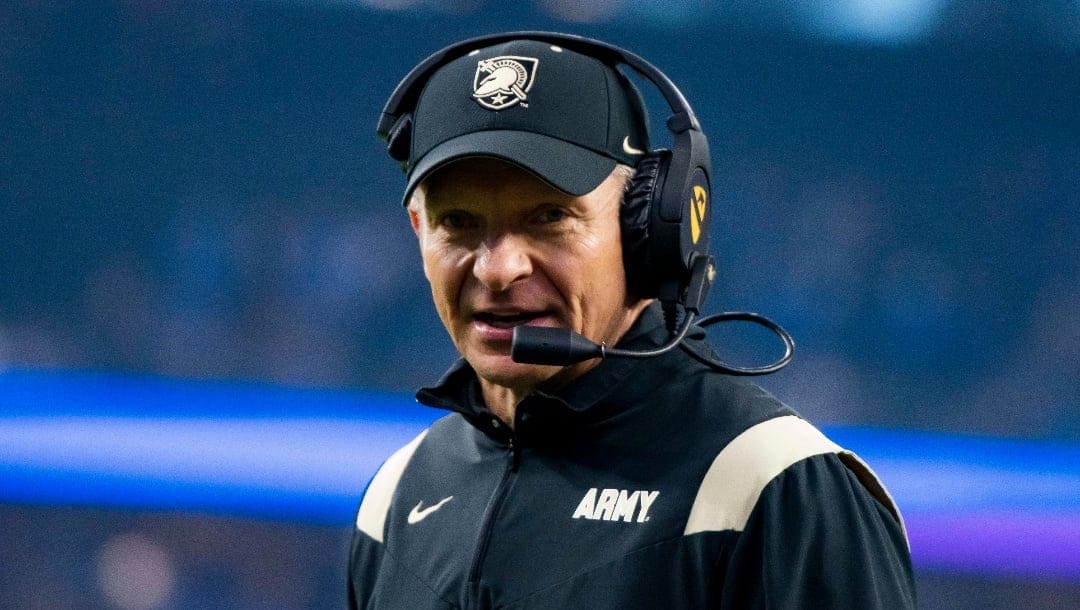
[690,185,707,244]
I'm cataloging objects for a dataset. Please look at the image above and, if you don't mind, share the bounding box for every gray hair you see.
[613,163,636,193]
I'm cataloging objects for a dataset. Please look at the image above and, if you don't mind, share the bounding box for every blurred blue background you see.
[1,0,1077,608]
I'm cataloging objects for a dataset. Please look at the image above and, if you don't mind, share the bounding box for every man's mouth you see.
[473,311,547,329]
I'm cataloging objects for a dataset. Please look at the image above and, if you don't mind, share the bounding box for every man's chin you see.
[467,352,562,392]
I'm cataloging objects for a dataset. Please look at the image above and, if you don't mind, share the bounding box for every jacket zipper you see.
[468,437,519,588]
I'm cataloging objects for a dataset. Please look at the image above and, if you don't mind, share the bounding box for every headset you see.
[379,31,793,376]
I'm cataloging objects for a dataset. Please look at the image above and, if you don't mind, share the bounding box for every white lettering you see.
[636,490,660,522]
[594,488,619,521]
[611,490,640,523]
[573,487,598,519]
[573,488,660,523]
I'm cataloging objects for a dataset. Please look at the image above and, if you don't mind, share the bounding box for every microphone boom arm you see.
[509,253,794,375]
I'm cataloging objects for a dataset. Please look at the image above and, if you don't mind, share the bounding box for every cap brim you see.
[402,130,617,206]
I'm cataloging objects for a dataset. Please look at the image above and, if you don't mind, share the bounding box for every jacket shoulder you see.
[684,414,906,543]
[354,428,430,542]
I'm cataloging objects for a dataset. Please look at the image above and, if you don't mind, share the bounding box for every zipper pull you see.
[507,437,521,471]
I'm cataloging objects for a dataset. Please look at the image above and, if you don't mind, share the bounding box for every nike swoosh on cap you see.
[622,136,645,155]
[407,496,454,524]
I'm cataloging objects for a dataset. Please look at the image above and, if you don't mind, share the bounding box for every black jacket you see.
[348,305,916,608]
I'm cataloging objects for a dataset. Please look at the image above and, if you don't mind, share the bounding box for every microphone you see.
[511,311,694,366]
[509,326,604,366]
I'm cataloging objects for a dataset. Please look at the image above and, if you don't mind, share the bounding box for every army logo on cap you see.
[472,56,539,110]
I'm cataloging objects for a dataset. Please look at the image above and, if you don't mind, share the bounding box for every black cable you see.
[603,309,696,359]
[682,311,795,376]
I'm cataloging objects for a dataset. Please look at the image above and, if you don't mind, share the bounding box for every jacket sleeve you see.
[717,452,916,608]
[346,430,430,609]
[347,523,385,610]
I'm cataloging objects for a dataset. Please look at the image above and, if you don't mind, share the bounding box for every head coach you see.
[348,32,915,609]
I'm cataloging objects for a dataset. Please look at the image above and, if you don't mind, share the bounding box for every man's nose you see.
[473,233,532,292]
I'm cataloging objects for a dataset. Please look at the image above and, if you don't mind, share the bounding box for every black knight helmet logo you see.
[472,56,539,110]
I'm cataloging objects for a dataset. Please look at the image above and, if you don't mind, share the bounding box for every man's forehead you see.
[416,157,572,202]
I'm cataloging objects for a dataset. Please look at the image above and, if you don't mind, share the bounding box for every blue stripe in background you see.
[1,368,1077,580]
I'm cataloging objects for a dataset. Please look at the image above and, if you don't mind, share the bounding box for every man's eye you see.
[536,208,567,224]
[439,211,474,230]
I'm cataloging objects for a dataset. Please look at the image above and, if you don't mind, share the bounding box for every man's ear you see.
[408,206,422,237]
[407,205,433,282]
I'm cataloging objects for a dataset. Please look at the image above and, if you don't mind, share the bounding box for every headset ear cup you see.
[621,150,670,298]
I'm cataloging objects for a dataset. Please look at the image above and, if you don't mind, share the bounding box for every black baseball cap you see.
[402,38,650,204]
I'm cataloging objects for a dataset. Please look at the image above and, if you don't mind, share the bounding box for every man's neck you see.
[477,358,604,427]
[478,379,527,428]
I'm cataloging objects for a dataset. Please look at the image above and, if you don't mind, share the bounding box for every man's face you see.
[409,158,639,393]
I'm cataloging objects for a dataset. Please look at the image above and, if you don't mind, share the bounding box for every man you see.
[349,33,915,608]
